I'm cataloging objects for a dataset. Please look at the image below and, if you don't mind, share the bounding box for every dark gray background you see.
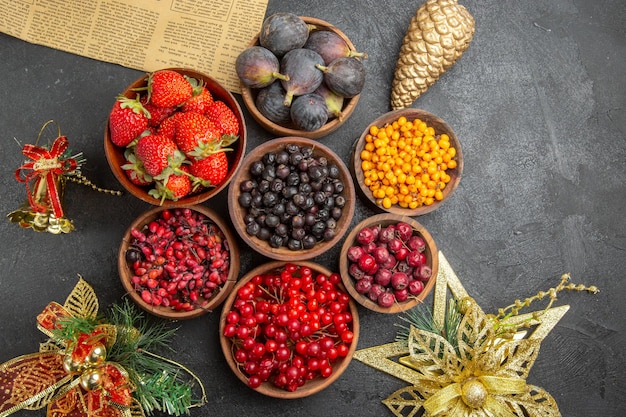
[1,0,624,416]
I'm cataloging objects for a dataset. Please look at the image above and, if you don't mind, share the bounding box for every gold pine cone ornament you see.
[391,0,475,110]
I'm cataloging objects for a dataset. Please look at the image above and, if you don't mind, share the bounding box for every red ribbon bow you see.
[14,135,78,218]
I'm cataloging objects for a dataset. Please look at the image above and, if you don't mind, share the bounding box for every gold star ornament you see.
[354,252,598,417]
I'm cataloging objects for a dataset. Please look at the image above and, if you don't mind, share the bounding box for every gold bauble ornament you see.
[62,354,81,373]
[390,0,475,110]
[461,379,487,409]
[85,343,107,367]
[80,368,103,391]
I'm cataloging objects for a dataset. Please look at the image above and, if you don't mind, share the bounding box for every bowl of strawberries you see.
[104,68,247,206]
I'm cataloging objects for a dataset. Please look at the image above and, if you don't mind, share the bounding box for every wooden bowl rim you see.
[351,108,463,216]
[239,16,360,140]
[118,204,240,320]
[227,136,356,261]
[339,213,438,314]
[219,260,360,398]
[104,67,247,206]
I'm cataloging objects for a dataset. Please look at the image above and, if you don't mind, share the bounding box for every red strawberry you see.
[147,70,193,108]
[189,151,229,187]
[141,96,176,127]
[150,166,192,203]
[108,95,150,147]
[181,86,214,115]
[121,148,153,186]
[174,112,221,156]
[205,100,240,136]
[156,112,181,140]
[135,134,184,177]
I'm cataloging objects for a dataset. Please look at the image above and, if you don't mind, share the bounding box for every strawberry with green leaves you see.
[205,100,240,137]
[108,95,150,147]
[189,151,229,188]
[121,148,153,186]
[181,86,214,115]
[145,70,194,108]
[135,134,184,177]
[150,165,192,203]
[174,112,221,156]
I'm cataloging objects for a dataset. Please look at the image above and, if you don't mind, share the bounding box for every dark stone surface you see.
[1,1,624,416]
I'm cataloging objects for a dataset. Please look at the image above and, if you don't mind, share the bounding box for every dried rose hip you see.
[126,208,231,311]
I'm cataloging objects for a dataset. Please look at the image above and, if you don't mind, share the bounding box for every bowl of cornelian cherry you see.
[104,68,246,206]
[219,261,359,398]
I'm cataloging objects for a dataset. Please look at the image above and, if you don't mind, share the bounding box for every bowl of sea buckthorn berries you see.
[351,109,462,216]
[339,213,438,313]
[119,205,240,320]
[228,136,355,261]
[104,68,247,206]
[219,261,359,398]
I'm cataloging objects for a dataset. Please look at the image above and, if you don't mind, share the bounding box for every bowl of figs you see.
[351,108,463,216]
[236,13,366,139]
[339,213,438,314]
[227,136,355,261]
[104,68,247,206]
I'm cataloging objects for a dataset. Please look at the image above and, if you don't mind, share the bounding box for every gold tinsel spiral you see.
[390,0,475,110]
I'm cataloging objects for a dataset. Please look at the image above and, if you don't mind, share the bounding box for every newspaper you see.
[0,0,269,93]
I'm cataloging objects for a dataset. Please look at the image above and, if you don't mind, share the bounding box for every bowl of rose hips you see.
[339,213,438,314]
[351,108,463,216]
[219,261,359,398]
[104,68,247,206]
[119,205,240,320]
[228,136,355,261]
[237,14,366,139]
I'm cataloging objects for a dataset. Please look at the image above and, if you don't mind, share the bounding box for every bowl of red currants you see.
[227,136,355,261]
[118,205,240,320]
[237,14,365,139]
[219,261,359,398]
[351,108,463,216]
[104,68,247,206]
[339,213,438,314]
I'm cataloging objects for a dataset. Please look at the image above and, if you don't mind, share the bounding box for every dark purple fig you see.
[255,81,292,125]
[236,46,289,89]
[280,48,324,106]
[316,57,365,98]
[259,13,310,57]
[304,30,367,65]
[314,83,344,121]
[290,93,328,131]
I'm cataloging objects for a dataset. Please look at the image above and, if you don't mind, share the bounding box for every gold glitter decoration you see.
[0,278,207,417]
[390,0,475,110]
[354,251,599,417]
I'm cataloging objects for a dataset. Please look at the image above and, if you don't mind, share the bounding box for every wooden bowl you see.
[351,108,463,216]
[228,136,355,261]
[118,205,240,320]
[339,213,438,314]
[219,261,359,398]
[104,68,247,206]
[240,17,361,139]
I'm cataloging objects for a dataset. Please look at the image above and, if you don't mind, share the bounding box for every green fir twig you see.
[395,297,463,353]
